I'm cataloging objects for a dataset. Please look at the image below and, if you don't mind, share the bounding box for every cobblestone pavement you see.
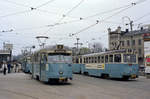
[0,73,150,99]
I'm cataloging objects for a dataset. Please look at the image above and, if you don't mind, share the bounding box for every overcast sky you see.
[0,0,150,55]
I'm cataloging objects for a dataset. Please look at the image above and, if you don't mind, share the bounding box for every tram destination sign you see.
[54,49,66,53]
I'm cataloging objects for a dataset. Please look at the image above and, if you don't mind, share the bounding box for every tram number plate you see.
[131,74,136,78]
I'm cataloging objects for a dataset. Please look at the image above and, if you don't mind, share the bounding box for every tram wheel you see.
[101,74,109,79]
[84,72,89,75]
[36,75,39,80]
[122,76,129,80]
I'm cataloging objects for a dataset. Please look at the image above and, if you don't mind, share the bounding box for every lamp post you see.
[36,36,49,48]
[122,16,134,53]
[122,16,133,32]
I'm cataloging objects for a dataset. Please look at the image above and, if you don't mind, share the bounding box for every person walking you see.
[7,62,11,73]
[2,61,8,75]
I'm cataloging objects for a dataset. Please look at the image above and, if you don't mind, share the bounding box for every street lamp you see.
[122,16,133,32]
[36,36,49,48]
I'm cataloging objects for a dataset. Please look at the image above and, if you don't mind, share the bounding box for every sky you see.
[0,0,150,55]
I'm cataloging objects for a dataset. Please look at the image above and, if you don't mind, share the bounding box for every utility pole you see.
[74,38,83,55]
[130,20,133,32]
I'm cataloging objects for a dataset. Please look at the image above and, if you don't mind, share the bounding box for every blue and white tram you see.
[22,56,32,73]
[32,45,73,83]
[82,50,139,80]
[72,55,85,74]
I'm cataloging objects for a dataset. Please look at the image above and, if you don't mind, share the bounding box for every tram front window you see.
[47,55,72,63]
[123,54,136,63]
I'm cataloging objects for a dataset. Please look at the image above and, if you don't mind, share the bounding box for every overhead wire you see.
[101,5,133,22]
[136,0,147,4]
[1,0,30,8]
[134,12,150,22]
[12,25,52,32]
[0,10,33,18]
[1,0,148,41]
[41,2,135,30]
[43,0,85,35]
[57,0,85,23]
[0,0,59,19]
[84,4,131,20]
[42,0,146,41]
[68,0,145,37]
[69,8,130,37]
[69,20,99,37]
[35,0,56,9]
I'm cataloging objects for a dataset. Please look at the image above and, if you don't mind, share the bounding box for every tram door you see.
[40,53,47,81]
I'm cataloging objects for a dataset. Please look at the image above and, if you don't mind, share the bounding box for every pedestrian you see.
[16,63,19,73]
[13,62,16,73]
[10,63,14,73]
[2,61,8,75]
[7,62,11,73]
[18,63,22,73]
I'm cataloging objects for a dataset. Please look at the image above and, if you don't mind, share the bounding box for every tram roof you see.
[34,45,72,54]
[82,49,126,57]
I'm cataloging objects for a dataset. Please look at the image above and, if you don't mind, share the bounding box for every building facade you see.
[108,26,150,66]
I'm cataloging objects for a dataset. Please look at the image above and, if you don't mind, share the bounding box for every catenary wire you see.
[0,10,33,18]
[35,0,56,9]
[57,0,85,22]
[68,1,144,38]
[134,12,150,22]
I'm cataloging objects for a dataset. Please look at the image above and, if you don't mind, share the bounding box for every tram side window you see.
[101,56,104,63]
[84,58,86,63]
[91,57,93,63]
[105,55,108,63]
[80,58,82,63]
[124,54,136,63]
[86,57,88,63]
[95,57,97,63]
[89,57,91,63]
[76,58,79,63]
[98,56,100,63]
[114,54,121,62]
[109,55,113,62]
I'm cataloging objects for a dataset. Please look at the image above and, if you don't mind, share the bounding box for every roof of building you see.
[122,29,150,36]
[0,50,11,55]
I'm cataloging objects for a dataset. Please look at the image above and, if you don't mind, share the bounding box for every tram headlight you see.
[59,71,63,74]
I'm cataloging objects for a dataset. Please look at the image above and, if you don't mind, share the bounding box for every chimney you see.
[125,29,129,33]
[140,27,143,31]
[117,26,121,33]
[108,28,111,33]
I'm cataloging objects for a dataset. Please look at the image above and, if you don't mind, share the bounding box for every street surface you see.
[0,73,150,99]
